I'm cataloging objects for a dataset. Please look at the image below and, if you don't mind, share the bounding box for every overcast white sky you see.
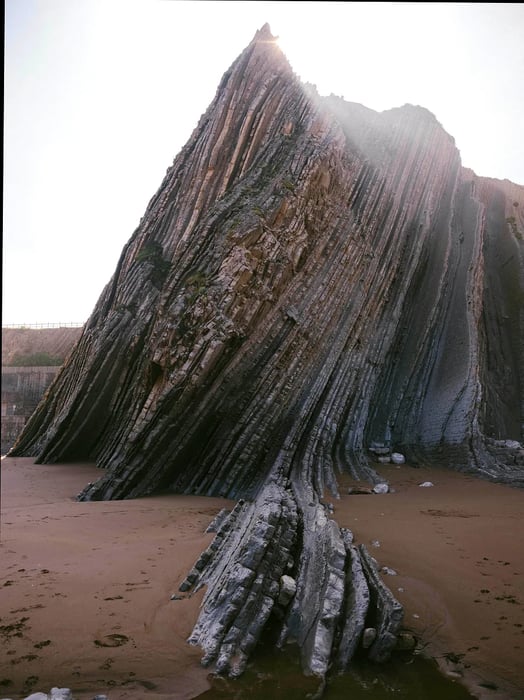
[3,1,524,325]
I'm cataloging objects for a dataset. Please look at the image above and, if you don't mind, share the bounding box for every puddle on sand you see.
[195,645,475,699]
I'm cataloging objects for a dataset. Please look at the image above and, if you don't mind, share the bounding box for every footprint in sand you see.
[10,654,39,665]
[94,633,130,648]
[10,604,44,614]
[0,616,31,640]
[136,680,158,690]
[33,640,51,649]
[23,675,38,691]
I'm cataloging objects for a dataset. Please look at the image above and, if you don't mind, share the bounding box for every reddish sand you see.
[1,457,523,700]
[335,463,524,699]
[0,457,233,699]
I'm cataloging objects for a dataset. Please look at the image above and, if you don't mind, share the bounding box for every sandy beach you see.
[0,457,233,700]
[1,457,523,699]
[335,463,524,699]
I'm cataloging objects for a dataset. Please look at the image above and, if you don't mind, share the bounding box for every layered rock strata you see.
[11,23,524,682]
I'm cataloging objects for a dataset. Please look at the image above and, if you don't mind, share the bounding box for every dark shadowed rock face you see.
[11,23,524,682]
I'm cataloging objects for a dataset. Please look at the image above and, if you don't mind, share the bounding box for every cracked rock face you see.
[10,22,524,683]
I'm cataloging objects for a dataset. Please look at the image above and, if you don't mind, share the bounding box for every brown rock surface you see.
[10,24,524,685]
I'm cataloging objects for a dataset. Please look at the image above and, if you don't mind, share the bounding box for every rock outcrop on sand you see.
[10,24,523,684]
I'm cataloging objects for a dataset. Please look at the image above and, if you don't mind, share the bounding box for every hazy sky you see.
[3,1,524,325]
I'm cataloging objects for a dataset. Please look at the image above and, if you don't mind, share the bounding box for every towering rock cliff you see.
[11,25,523,681]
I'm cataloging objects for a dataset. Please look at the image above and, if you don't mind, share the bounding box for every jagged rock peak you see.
[235,21,285,70]
[253,22,277,41]
[238,21,290,78]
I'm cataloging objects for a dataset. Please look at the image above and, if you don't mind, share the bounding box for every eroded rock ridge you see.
[11,23,524,682]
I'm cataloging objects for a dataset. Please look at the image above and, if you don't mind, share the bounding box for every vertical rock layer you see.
[11,24,524,679]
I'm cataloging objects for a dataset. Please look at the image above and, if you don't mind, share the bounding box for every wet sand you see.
[335,463,524,699]
[0,457,233,699]
[1,457,523,699]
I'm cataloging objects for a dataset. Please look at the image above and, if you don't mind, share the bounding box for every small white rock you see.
[381,566,398,576]
[391,452,405,464]
[50,690,72,700]
[372,483,389,494]
[419,481,434,488]
[371,539,381,548]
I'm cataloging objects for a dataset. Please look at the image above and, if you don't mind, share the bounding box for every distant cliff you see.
[1,366,62,454]
[2,327,83,366]
[1,327,82,453]
[10,25,523,683]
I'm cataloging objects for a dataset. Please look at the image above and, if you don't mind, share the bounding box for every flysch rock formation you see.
[10,24,524,685]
